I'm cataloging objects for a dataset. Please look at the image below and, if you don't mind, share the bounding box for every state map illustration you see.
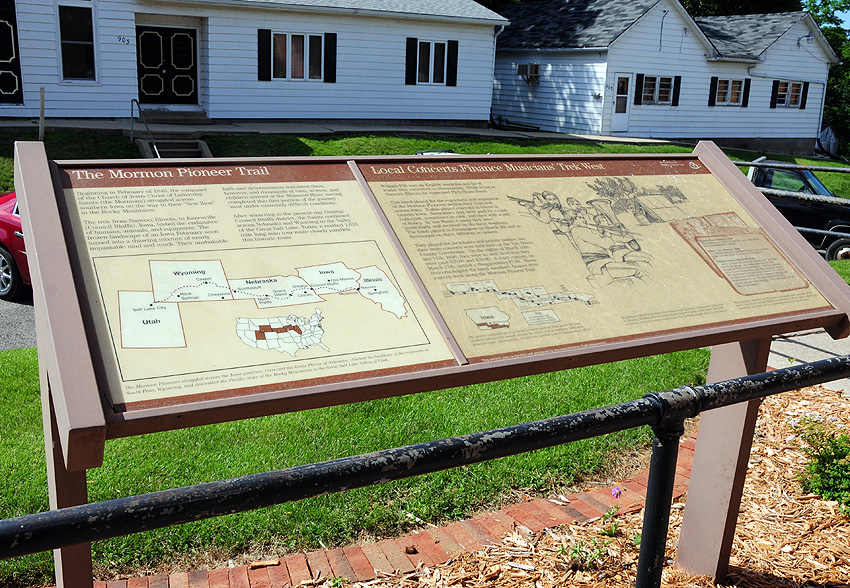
[119,259,406,356]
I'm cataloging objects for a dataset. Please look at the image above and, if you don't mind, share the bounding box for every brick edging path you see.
[74,438,697,588]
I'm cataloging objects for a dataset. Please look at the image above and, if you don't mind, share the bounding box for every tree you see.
[803,0,850,26]
[803,2,850,153]
[679,0,801,16]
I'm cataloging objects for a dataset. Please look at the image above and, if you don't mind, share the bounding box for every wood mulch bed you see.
[306,384,849,588]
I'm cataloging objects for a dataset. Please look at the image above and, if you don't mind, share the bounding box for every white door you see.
[611,74,632,132]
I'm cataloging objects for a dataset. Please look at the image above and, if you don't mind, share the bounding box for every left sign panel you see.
[59,162,456,410]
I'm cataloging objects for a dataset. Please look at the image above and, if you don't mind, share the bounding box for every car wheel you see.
[826,238,850,261]
[0,246,22,300]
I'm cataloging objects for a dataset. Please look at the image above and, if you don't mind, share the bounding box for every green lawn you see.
[0,346,708,585]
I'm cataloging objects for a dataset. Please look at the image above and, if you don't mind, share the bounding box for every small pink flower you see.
[612,487,622,498]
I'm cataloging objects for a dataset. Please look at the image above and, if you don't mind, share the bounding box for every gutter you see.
[144,0,509,26]
[705,56,760,64]
[746,65,827,86]
[499,46,610,53]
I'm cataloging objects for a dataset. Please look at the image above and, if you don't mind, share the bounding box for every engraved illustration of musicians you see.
[510,191,652,287]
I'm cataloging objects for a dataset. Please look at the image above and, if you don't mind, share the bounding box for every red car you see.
[0,192,30,300]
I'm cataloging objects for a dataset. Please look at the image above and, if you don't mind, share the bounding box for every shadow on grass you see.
[205,135,314,157]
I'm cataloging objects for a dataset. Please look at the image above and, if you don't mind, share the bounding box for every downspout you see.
[490,25,506,124]
[493,24,506,63]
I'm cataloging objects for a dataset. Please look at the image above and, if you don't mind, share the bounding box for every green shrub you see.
[794,417,850,514]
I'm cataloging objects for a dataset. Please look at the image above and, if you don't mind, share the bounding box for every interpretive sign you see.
[16,140,850,588]
[14,141,850,440]
[362,157,832,362]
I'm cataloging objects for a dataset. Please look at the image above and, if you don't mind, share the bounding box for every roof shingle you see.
[495,0,660,49]
[695,12,807,60]
[177,0,508,23]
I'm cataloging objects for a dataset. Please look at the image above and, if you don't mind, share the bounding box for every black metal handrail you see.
[1,355,848,588]
[129,99,161,159]
[732,160,850,175]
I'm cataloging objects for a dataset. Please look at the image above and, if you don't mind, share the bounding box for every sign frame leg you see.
[43,386,93,588]
[675,338,770,581]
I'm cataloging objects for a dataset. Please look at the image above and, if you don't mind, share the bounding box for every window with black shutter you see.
[405,37,458,86]
[258,30,336,83]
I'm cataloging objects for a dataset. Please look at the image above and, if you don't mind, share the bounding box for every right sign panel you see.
[362,157,832,362]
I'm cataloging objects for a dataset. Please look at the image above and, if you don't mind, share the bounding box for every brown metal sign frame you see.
[13,140,850,587]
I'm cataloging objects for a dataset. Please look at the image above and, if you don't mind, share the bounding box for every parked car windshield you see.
[762,167,834,198]
[803,170,835,198]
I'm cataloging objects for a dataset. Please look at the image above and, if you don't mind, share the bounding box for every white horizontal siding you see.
[204,14,497,119]
[492,0,833,142]
[603,1,829,140]
[492,51,607,133]
[1,0,499,120]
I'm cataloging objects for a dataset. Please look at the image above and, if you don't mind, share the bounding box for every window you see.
[58,4,95,80]
[634,74,680,106]
[416,40,446,84]
[708,77,750,107]
[777,81,801,107]
[272,33,322,80]
[258,30,336,83]
[771,80,809,109]
[716,79,742,104]
[405,38,458,86]
[642,76,672,104]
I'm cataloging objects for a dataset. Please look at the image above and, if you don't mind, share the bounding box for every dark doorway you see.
[137,25,198,104]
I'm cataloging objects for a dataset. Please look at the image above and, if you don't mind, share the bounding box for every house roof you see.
[495,0,661,49]
[695,12,837,62]
[160,0,509,24]
[496,0,839,64]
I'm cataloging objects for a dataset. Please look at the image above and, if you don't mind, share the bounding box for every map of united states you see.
[236,309,329,356]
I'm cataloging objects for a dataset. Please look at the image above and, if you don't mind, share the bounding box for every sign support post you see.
[675,338,771,580]
[43,390,92,588]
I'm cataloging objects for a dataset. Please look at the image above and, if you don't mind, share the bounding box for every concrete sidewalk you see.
[0,116,678,145]
[769,329,850,396]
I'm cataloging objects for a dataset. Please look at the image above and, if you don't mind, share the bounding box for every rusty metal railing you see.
[0,356,848,588]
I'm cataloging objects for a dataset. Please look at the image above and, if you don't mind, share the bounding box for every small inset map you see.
[236,309,329,356]
[447,279,592,329]
[465,307,510,330]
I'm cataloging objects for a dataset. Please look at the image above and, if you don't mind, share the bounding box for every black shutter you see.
[741,78,751,107]
[405,37,418,85]
[446,40,458,87]
[800,81,809,109]
[634,73,644,105]
[258,29,271,81]
[770,80,780,108]
[671,75,681,106]
[324,33,337,83]
[708,76,718,106]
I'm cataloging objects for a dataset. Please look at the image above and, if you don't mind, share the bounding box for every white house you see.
[0,0,507,123]
[491,0,840,154]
